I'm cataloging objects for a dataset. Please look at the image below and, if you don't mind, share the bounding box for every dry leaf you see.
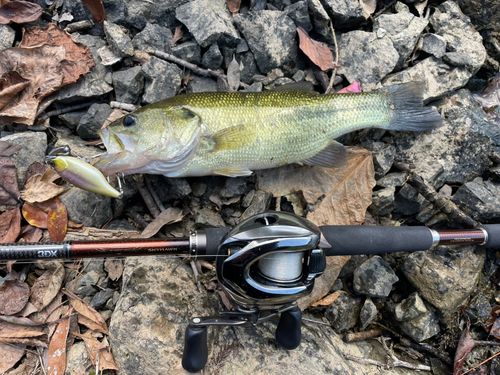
[18,224,43,243]
[103,108,128,128]
[0,140,22,157]
[0,1,42,24]
[297,27,337,71]
[77,331,119,371]
[0,341,25,374]
[453,322,475,375]
[0,208,21,243]
[104,259,123,281]
[337,81,362,94]
[0,71,29,110]
[30,261,65,312]
[360,0,376,16]
[0,279,30,315]
[23,161,49,188]
[310,291,342,307]
[21,173,66,203]
[0,156,19,206]
[171,26,183,47]
[227,56,241,92]
[81,0,106,26]
[47,309,72,375]
[139,207,184,238]
[47,197,68,241]
[0,24,95,126]
[63,289,109,334]
[227,0,242,15]
[22,202,48,229]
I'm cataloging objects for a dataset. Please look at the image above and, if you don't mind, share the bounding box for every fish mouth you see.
[97,128,126,154]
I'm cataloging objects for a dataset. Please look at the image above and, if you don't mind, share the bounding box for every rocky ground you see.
[1,0,500,374]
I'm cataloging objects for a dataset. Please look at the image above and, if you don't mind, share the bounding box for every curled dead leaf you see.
[48,309,72,375]
[297,27,338,71]
[76,330,119,371]
[0,71,29,110]
[22,202,48,229]
[227,0,241,15]
[0,1,42,24]
[0,208,21,243]
[139,207,184,238]
[311,291,342,307]
[0,156,20,206]
[0,279,30,315]
[47,197,68,242]
[30,261,65,312]
[63,289,109,334]
[21,172,66,203]
[81,0,107,26]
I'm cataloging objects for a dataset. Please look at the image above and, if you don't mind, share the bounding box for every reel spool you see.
[182,212,327,372]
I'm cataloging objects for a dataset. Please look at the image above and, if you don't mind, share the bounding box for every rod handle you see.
[182,324,208,373]
[481,225,500,249]
[276,307,302,350]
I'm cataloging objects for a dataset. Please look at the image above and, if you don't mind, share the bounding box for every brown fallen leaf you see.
[171,26,183,47]
[21,172,66,203]
[0,332,25,374]
[63,289,109,334]
[0,208,21,243]
[0,24,95,126]
[22,202,48,229]
[0,140,22,157]
[104,259,123,281]
[18,224,43,243]
[47,197,68,241]
[310,291,342,307]
[0,71,29,110]
[29,261,65,312]
[23,161,49,189]
[103,108,128,128]
[297,27,338,71]
[47,308,72,375]
[227,0,242,15]
[0,1,42,24]
[0,156,20,206]
[0,279,30,315]
[139,207,184,238]
[76,330,119,371]
[453,321,475,375]
[81,0,106,26]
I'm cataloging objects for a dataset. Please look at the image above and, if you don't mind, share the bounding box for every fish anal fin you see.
[210,125,254,152]
[213,167,253,177]
[303,140,348,169]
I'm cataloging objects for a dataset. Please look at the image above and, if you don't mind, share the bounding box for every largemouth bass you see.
[95,82,442,177]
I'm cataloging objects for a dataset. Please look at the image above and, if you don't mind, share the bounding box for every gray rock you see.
[202,43,223,70]
[465,294,491,325]
[240,190,273,221]
[414,160,447,189]
[0,25,15,51]
[77,103,113,140]
[221,177,247,198]
[284,1,312,32]
[59,188,112,228]
[58,34,113,102]
[83,258,105,276]
[242,82,263,92]
[234,10,298,74]
[1,132,47,186]
[326,293,362,332]
[353,256,399,298]
[171,41,201,64]
[269,0,292,9]
[155,176,192,201]
[369,186,395,217]
[338,254,368,278]
[104,20,134,57]
[91,288,115,309]
[399,309,440,342]
[109,256,419,375]
[376,172,408,188]
[452,178,500,222]
[141,56,183,104]
[191,182,207,197]
[362,141,396,179]
[74,270,100,296]
[113,66,144,104]
[337,31,399,91]
[394,184,427,216]
[175,0,239,48]
[320,0,369,29]
[239,51,260,84]
[187,76,218,93]
[360,298,378,331]
[132,23,173,52]
[391,89,497,185]
[236,39,249,54]
[373,12,428,70]
[394,292,427,321]
[421,33,447,58]
[402,245,484,323]
[66,341,91,375]
[57,110,87,130]
[307,0,333,42]
[195,207,226,227]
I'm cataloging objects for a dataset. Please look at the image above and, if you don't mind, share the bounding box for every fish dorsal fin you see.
[303,140,348,169]
[213,167,253,177]
[272,81,317,92]
[210,124,255,152]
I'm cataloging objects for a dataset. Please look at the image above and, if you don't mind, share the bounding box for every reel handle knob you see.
[276,307,302,350]
[182,324,208,373]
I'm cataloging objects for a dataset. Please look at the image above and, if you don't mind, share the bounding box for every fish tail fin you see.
[382,81,443,131]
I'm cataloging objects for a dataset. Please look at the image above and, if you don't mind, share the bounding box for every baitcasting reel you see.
[182,212,327,372]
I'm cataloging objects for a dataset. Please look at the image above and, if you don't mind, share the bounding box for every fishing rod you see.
[2,211,500,372]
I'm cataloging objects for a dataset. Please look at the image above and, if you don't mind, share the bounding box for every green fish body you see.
[95,82,442,177]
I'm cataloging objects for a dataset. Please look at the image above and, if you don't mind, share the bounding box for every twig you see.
[64,20,94,33]
[39,102,94,120]
[127,210,149,230]
[406,172,479,228]
[373,0,397,19]
[134,175,161,218]
[399,337,453,365]
[199,260,215,271]
[325,23,339,94]
[190,260,202,292]
[344,328,387,343]
[462,350,500,375]
[110,101,140,112]
[144,175,166,212]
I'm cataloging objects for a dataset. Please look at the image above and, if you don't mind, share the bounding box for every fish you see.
[94,81,442,178]
[46,155,122,198]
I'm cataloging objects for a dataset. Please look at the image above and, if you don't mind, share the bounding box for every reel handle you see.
[276,307,302,350]
[182,325,208,373]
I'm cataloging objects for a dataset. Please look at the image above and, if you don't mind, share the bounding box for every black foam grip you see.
[0,242,70,260]
[204,227,230,261]
[480,225,500,249]
[276,307,302,350]
[182,325,208,373]
[322,225,433,256]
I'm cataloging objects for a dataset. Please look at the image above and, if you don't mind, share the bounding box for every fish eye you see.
[123,116,136,127]
[46,159,55,167]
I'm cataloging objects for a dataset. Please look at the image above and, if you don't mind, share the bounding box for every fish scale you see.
[95,82,442,178]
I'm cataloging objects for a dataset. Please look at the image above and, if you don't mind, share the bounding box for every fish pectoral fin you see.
[303,140,348,169]
[213,167,253,177]
[210,125,255,152]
